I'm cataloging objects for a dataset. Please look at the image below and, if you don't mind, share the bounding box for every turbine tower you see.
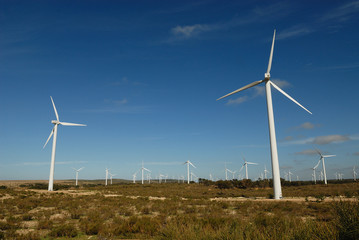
[141,162,151,184]
[183,160,196,184]
[72,167,84,186]
[217,30,312,199]
[264,165,270,180]
[353,166,357,181]
[43,96,86,191]
[105,168,109,186]
[241,157,258,180]
[312,159,321,184]
[316,149,335,185]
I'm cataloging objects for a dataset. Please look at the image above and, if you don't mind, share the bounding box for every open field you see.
[0,180,358,239]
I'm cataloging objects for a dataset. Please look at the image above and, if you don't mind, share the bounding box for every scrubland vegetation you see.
[0,180,358,239]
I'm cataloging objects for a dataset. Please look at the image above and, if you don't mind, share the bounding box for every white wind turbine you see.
[353,166,357,181]
[264,165,270,180]
[43,96,86,191]
[288,171,293,182]
[316,149,335,185]
[133,170,139,183]
[190,172,198,182]
[141,162,151,184]
[105,168,109,186]
[183,160,196,184]
[228,169,236,180]
[312,159,321,184]
[72,167,84,186]
[217,30,312,199]
[109,173,116,185]
[239,157,258,180]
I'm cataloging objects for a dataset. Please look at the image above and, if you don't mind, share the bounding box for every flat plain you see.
[0,180,358,239]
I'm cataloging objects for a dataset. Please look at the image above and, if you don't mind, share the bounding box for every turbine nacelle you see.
[264,73,270,80]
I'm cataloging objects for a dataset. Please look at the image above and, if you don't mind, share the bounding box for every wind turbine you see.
[183,160,196,184]
[241,157,258,180]
[133,170,139,183]
[288,171,293,182]
[109,173,116,185]
[105,168,109,186]
[353,166,357,181]
[190,172,198,182]
[141,162,151,184]
[316,149,335,185]
[43,96,86,191]
[217,30,312,199]
[228,169,236,180]
[312,159,321,184]
[264,165,270,180]
[72,167,84,186]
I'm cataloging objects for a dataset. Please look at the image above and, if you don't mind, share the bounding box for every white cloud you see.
[226,96,248,105]
[295,149,318,155]
[277,26,313,40]
[320,1,359,22]
[283,134,353,146]
[311,135,350,145]
[171,24,213,39]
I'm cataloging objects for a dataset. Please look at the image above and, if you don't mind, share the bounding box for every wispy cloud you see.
[311,135,350,145]
[277,26,314,40]
[17,161,88,166]
[168,2,290,41]
[295,149,318,155]
[354,152,359,156]
[294,122,320,130]
[283,134,355,146]
[225,96,248,105]
[320,1,359,22]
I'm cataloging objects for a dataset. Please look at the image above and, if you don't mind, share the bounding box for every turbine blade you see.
[270,81,312,115]
[266,29,276,74]
[78,167,84,172]
[313,160,321,169]
[238,165,244,172]
[189,161,196,168]
[217,80,264,101]
[144,168,151,172]
[50,96,59,121]
[323,155,336,158]
[43,127,54,149]
[60,122,86,126]
[246,162,258,165]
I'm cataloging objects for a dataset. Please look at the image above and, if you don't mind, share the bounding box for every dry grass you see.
[0,181,358,239]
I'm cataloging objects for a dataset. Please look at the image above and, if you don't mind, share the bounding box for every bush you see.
[333,201,359,239]
[49,224,78,238]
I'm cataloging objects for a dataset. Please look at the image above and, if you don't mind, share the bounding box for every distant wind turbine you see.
[264,165,270,180]
[43,96,86,191]
[72,167,84,186]
[316,149,335,185]
[141,162,151,184]
[240,157,258,180]
[312,159,321,184]
[105,168,109,186]
[183,160,196,184]
[109,173,116,185]
[353,166,357,181]
[133,170,139,183]
[217,30,312,199]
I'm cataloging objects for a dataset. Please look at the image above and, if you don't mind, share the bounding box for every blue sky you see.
[0,0,358,181]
